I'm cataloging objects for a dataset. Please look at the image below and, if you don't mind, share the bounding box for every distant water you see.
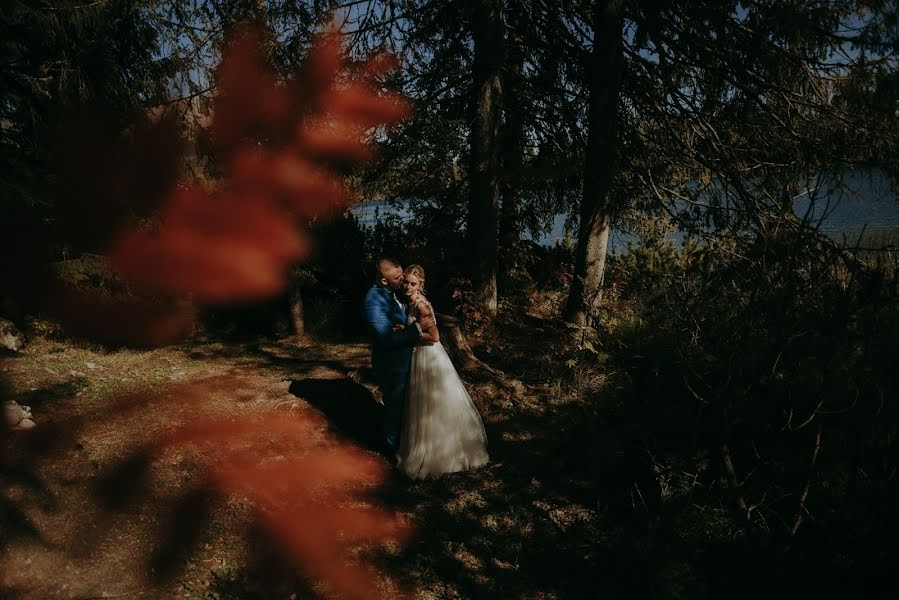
[350,170,898,250]
[791,170,898,239]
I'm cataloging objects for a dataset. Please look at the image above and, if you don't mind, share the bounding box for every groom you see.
[363,257,435,456]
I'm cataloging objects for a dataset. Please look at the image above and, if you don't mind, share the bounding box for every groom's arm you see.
[363,290,421,349]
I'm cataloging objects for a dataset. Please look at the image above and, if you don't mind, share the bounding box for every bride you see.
[396,264,489,479]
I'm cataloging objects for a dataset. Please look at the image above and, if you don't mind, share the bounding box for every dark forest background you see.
[2,1,899,598]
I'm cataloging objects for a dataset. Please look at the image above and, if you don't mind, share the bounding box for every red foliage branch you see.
[16,26,414,599]
[87,375,411,599]
[110,29,408,312]
[48,28,408,346]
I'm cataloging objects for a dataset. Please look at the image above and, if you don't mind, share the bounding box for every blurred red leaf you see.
[153,379,410,599]
[212,32,292,148]
[39,22,414,600]
[229,149,351,216]
[105,25,408,311]
[111,188,308,302]
[362,52,401,77]
[298,118,373,163]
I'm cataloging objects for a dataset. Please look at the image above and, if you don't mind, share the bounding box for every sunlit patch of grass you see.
[1,336,230,420]
[443,490,488,515]
[534,501,596,534]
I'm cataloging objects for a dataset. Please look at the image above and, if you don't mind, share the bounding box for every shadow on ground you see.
[181,335,376,384]
[288,378,384,452]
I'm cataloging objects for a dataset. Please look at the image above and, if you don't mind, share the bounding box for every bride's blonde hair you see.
[403,264,426,295]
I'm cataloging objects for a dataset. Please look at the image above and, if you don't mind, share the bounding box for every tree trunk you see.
[563,0,625,326]
[289,287,304,337]
[467,0,505,317]
[498,3,528,283]
[436,313,482,372]
[253,0,266,26]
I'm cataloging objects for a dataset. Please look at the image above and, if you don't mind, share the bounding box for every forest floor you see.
[0,312,626,600]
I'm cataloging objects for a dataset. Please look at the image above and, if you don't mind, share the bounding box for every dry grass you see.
[1,325,625,600]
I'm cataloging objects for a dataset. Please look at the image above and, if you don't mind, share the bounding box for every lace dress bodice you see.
[407,298,436,329]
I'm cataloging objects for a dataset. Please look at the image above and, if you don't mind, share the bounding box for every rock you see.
[4,400,35,430]
[0,318,25,352]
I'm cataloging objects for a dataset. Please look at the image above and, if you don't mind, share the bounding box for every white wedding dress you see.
[397,299,489,479]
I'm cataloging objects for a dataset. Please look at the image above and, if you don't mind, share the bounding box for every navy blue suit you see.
[363,285,420,450]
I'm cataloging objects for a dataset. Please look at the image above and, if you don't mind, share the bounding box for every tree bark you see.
[436,313,482,372]
[289,287,304,337]
[498,3,528,281]
[467,0,505,317]
[563,0,625,326]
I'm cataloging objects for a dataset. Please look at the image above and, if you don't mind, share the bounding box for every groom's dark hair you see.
[374,256,401,281]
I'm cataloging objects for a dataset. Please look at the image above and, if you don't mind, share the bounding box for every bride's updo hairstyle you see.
[404,264,426,295]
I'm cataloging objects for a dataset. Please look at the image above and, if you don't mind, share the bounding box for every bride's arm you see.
[416,302,440,343]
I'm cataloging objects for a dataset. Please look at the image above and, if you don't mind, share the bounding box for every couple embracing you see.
[363,257,489,480]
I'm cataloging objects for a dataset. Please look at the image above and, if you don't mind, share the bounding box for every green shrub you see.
[602,226,899,559]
